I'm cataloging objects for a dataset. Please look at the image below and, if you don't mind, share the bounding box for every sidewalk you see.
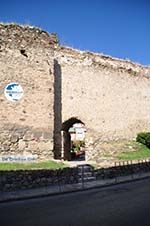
[0,172,150,203]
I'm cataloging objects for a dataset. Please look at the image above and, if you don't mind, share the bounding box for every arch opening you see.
[61,118,86,161]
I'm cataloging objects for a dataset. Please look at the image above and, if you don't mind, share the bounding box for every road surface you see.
[0,178,150,226]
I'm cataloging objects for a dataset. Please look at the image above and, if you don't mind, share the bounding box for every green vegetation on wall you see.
[136,132,150,148]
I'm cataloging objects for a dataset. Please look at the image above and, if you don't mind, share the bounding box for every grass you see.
[117,143,150,161]
[0,160,66,171]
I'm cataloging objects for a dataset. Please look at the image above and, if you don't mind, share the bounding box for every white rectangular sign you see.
[0,155,38,162]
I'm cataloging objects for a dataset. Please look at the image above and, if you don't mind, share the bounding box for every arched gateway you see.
[61,118,86,161]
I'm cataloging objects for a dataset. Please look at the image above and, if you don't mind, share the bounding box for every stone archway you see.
[61,117,86,161]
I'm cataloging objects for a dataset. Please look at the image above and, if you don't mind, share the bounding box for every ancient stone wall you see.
[0,24,57,160]
[0,24,150,161]
[55,46,150,160]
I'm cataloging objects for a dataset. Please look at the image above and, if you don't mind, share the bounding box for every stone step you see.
[78,176,96,182]
[78,172,94,177]
[77,164,96,182]
[77,165,94,173]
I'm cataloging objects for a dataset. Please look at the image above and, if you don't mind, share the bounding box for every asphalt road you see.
[0,178,150,226]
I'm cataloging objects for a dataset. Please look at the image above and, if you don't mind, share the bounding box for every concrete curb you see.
[1,172,150,203]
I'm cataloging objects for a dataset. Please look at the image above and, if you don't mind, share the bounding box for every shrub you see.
[136,132,150,148]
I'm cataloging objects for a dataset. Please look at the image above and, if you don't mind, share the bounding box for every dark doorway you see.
[62,118,86,161]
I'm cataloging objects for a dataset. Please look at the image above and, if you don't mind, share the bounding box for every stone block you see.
[3,140,11,146]
[23,132,33,141]
[38,141,53,151]
[28,141,38,151]
[33,131,42,140]
[43,132,52,140]
[14,128,27,138]
[18,139,26,150]
[10,135,19,143]
[2,145,10,152]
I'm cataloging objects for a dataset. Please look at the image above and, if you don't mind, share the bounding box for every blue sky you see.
[0,0,150,65]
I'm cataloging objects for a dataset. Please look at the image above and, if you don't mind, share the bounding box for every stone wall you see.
[0,24,58,160]
[0,23,150,161]
[0,167,78,191]
[55,46,150,160]
[1,161,150,192]
[95,161,150,179]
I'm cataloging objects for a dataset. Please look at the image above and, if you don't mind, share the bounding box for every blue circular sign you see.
[4,83,23,102]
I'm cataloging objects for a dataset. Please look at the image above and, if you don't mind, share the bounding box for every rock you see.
[2,145,10,151]
[33,131,42,140]
[23,131,33,141]
[5,184,11,189]
[18,139,26,150]
[38,141,53,151]
[10,136,19,143]
[3,140,11,146]
[28,140,38,151]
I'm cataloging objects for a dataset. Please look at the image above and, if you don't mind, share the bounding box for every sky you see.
[0,0,150,65]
